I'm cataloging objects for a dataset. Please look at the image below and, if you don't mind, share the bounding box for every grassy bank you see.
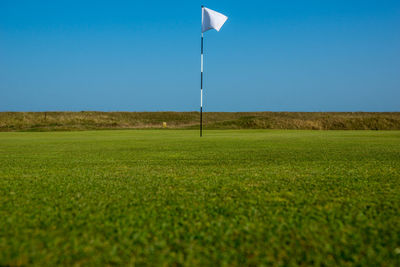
[1,111,400,131]
[0,130,399,265]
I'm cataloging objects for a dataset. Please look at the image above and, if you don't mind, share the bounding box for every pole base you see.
[200,107,203,137]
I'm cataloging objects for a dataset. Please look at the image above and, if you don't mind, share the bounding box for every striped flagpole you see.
[199,5,227,137]
[200,33,204,137]
[200,6,204,137]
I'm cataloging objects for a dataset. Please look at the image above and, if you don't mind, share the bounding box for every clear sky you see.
[1,0,399,112]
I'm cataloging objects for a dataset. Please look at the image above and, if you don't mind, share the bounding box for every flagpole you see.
[200,32,203,137]
[200,5,227,137]
[200,6,204,137]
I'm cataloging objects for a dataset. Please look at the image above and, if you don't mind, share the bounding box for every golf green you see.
[1,130,399,266]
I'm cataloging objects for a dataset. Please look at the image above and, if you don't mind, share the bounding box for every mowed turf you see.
[0,130,399,266]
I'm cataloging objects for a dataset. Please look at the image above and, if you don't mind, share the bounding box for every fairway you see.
[0,130,399,266]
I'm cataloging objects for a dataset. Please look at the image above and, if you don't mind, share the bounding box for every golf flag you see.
[199,6,228,137]
[202,7,228,33]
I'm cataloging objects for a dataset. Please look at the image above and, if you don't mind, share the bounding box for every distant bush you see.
[0,111,399,131]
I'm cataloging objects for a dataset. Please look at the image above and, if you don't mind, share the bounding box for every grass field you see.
[0,130,399,266]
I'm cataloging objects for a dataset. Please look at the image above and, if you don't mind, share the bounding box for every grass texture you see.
[0,130,399,266]
[1,111,400,131]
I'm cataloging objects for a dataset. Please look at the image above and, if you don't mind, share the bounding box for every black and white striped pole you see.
[200,31,204,137]
[200,6,204,137]
[200,5,228,137]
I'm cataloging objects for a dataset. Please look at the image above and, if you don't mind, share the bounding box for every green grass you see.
[0,130,399,266]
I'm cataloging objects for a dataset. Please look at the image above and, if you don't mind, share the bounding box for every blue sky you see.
[1,0,399,111]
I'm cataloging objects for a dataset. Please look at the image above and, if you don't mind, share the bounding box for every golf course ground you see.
[0,130,399,266]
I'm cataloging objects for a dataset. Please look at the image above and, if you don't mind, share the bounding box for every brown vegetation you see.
[0,111,399,131]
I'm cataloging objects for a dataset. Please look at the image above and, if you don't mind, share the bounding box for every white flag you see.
[202,7,228,33]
